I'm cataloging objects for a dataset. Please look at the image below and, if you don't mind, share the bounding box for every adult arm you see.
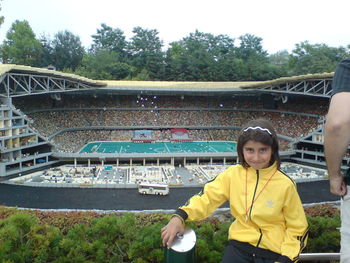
[324,92,350,196]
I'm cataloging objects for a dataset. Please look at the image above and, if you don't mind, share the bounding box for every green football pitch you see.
[80,141,237,154]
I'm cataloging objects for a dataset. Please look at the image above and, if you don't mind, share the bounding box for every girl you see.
[161,119,308,263]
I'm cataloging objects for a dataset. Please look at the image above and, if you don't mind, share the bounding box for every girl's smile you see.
[243,140,272,170]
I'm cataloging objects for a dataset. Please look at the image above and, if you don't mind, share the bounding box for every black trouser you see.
[221,242,278,263]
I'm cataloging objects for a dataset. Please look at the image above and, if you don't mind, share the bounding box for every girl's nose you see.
[252,152,259,161]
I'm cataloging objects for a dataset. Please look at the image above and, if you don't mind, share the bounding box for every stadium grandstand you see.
[0,64,348,206]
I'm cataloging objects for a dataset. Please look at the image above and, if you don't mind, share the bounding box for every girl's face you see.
[243,140,272,170]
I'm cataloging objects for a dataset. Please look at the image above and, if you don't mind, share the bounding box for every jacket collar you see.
[246,161,278,177]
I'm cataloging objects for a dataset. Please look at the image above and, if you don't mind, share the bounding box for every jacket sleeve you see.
[175,168,231,222]
[280,184,309,262]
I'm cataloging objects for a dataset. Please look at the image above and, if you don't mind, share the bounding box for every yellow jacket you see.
[176,163,308,262]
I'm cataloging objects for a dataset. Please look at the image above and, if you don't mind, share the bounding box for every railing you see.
[300,253,340,261]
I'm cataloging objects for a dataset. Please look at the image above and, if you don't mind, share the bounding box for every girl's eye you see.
[245,148,253,152]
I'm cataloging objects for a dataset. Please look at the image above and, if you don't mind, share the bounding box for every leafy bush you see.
[304,204,340,217]
[0,205,342,262]
[305,215,340,253]
[57,214,138,263]
[193,220,231,263]
[128,222,164,262]
[0,212,62,263]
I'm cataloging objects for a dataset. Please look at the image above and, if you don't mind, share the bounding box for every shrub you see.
[305,215,341,253]
[0,205,342,262]
[304,204,340,217]
[128,222,164,262]
[57,214,138,262]
[0,212,62,263]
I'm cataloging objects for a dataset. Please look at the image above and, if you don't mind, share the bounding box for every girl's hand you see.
[161,216,185,248]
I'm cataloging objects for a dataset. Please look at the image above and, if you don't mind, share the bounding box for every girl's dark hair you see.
[237,119,280,169]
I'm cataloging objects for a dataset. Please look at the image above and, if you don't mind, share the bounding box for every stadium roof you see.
[101,72,334,97]
[0,64,335,98]
[0,64,106,97]
[240,72,334,98]
[102,80,259,89]
[0,64,105,85]
[241,72,334,89]
[100,80,261,96]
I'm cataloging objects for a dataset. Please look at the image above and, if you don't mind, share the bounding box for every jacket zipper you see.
[250,170,263,247]
[256,229,263,247]
[248,170,259,219]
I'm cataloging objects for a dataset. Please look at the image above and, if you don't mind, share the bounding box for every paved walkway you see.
[0,180,339,210]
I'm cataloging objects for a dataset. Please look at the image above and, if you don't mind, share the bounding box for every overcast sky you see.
[1,0,349,54]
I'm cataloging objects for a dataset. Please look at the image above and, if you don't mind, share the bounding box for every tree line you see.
[0,20,349,81]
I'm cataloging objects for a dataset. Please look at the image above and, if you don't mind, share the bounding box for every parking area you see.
[7,162,328,188]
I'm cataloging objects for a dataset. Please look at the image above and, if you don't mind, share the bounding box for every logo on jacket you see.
[266,200,275,208]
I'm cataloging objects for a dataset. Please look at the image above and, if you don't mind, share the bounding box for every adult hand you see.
[330,174,347,196]
[161,216,185,248]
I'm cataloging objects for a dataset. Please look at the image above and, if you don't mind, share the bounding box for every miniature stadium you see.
[0,65,346,209]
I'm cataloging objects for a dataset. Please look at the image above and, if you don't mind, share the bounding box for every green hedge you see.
[0,206,341,263]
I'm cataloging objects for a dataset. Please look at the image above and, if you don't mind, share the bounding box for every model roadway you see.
[0,180,339,211]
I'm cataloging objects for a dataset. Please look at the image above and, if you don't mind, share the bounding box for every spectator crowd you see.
[12,94,327,153]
